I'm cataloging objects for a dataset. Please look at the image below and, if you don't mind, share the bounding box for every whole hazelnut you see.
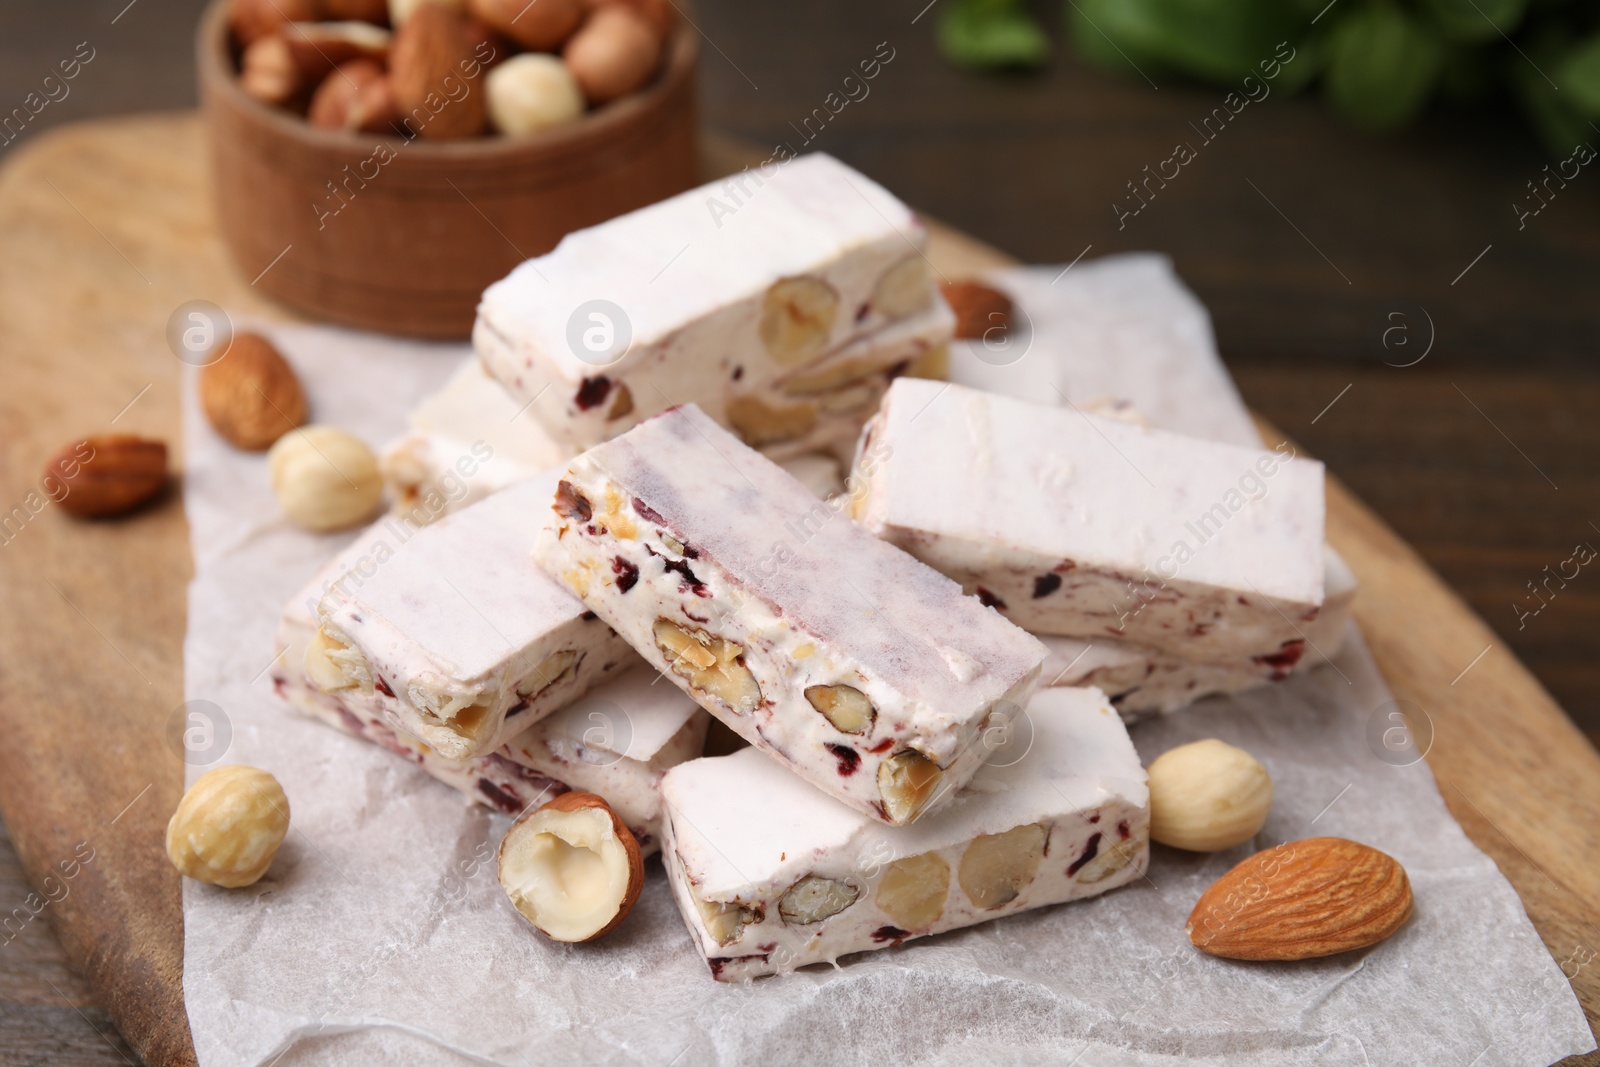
[166,765,291,888]
[486,54,585,135]
[470,0,584,51]
[268,426,383,531]
[562,4,662,105]
[1148,739,1274,852]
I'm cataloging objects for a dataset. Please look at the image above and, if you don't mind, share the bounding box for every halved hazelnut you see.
[759,276,839,366]
[1075,827,1148,884]
[779,875,859,925]
[424,700,492,741]
[871,255,933,320]
[904,343,950,381]
[305,626,370,693]
[497,792,643,942]
[877,750,943,825]
[958,822,1047,910]
[875,851,950,930]
[692,890,762,946]
[653,619,761,713]
[725,395,818,447]
[805,684,875,735]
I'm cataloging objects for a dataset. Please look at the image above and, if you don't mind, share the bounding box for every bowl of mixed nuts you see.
[198,0,699,338]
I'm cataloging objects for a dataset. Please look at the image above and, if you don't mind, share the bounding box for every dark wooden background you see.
[2,1,1596,1063]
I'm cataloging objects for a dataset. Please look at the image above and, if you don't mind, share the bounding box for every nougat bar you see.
[1040,547,1359,718]
[534,404,1048,826]
[381,356,573,524]
[660,686,1148,980]
[854,379,1326,666]
[307,472,634,760]
[474,152,952,455]
[273,534,705,850]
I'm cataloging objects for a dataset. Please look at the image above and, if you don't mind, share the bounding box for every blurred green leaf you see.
[1511,41,1598,156]
[1416,0,1528,43]
[1066,0,1305,83]
[939,0,1052,71]
[1323,5,1445,130]
[1555,34,1600,116]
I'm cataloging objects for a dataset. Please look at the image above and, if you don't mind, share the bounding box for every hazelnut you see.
[778,874,859,925]
[268,426,384,532]
[871,255,934,320]
[804,684,875,734]
[323,0,391,21]
[486,54,585,136]
[1148,739,1273,852]
[198,331,307,450]
[562,3,662,105]
[308,58,401,133]
[691,885,761,946]
[497,792,643,941]
[165,765,291,888]
[876,749,943,826]
[1074,825,1147,884]
[470,0,584,50]
[239,22,392,110]
[958,822,1046,910]
[875,851,950,930]
[758,276,839,367]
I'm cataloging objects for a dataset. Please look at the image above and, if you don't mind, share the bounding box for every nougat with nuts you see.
[473,152,952,458]
[273,520,704,852]
[854,379,1327,668]
[533,404,1048,826]
[659,687,1149,980]
[307,471,634,761]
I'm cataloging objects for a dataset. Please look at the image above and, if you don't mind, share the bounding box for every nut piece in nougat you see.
[660,686,1149,980]
[534,403,1048,826]
[853,379,1326,667]
[473,152,952,456]
[273,527,706,852]
[307,471,635,761]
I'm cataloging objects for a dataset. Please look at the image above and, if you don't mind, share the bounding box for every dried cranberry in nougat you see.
[853,379,1327,669]
[660,687,1149,980]
[533,404,1048,826]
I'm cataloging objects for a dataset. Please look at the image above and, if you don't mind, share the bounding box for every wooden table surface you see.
[0,112,1596,1067]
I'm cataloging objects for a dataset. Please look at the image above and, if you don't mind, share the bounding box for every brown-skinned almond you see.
[46,435,169,518]
[390,4,487,139]
[200,332,308,450]
[940,279,1012,340]
[1186,836,1412,961]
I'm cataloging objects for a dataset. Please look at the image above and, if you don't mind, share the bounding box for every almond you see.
[940,280,1012,341]
[45,435,168,518]
[200,332,307,450]
[390,3,487,139]
[1186,836,1412,961]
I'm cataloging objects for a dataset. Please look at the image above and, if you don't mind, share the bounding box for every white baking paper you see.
[181,266,1596,1066]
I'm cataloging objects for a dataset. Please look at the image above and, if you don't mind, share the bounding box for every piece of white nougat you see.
[474,152,952,457]
[853,379,1326,667]
[660,686,1149,980]
[533,403,1048,826]
[306,471,634,761]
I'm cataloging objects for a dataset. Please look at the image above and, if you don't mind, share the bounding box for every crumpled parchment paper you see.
[180,255,1596,1067]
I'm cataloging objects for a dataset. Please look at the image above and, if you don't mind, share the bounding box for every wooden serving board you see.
[0,114,1596,1067]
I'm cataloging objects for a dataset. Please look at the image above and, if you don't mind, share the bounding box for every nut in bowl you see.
[199,0,698,337]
